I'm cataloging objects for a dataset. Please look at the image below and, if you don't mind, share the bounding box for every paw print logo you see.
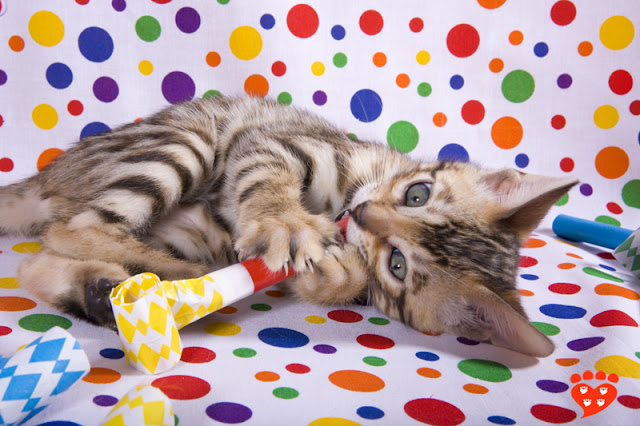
[570,370,618,418]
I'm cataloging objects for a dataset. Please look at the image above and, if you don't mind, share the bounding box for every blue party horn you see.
[552,214,633,250]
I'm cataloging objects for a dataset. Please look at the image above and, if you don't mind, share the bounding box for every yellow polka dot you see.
[204,321,241,336]
[600,15,634,50]
[138,60,153,75]
[305,315,326,324]
[0,278,20,289]
[28,11,65,47]
[309,418,362,426]
[229,26,262,60]
[593,105,619,129]
[594,355,640,378]
[311,61,325,76]
[12,242,43,254]
[32,104,58,130]
[416,50,430,65]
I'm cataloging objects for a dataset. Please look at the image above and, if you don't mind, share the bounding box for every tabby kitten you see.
[0,97,577,357]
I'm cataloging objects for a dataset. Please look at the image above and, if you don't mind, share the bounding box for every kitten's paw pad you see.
[85,278,119,330]
[236,214,339,273]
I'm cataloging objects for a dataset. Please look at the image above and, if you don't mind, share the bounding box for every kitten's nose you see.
[351,201,368,227]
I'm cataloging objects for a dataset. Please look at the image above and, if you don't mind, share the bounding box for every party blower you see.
[109,217,351,375]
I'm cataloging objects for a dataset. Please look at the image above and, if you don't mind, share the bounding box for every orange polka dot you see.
[489,58,504,73]
[206,51,221,67]
[509,31,523,45]
[265,290,285,298]
[82,367,121,384]
[396,73,410,88]
[244,74,269,98]
[422,331,442,337]
[433,112,447,127]
[9,35,25,52]
[523,238,546,248]
[519,289,534,297]
[491,116,523,149]
[417,367,441,378]
[133,118,144,123]
[595,146,629,179]
[595,284,640,300]
[37,148,64,172]
[329,370,385,392]
[0,296,37,311]
[255,371,280,382]
[578,41,593,57]
[463,383,489,394]
[372,52,387,67]
[556,358,580,367]
[566,253,583,259]
[558,263,576,270]
[217,306,238,314]
[477,0,506,9]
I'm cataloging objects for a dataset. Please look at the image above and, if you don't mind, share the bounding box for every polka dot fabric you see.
[0,1,638,424]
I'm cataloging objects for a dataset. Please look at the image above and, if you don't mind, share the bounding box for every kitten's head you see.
[345,161,578,357]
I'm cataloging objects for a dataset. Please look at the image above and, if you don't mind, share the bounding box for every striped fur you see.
[0,97,577,357]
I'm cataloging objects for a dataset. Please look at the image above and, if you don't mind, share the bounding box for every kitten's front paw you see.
[235,212,339,273]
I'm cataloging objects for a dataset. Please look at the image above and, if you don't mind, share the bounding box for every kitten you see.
[0,97,577,357]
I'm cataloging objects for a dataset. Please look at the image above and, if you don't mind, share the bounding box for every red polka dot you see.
[409,18,424,33]
[560,157,574,172]
[629,100,640,115]
[75,0,90,4]
[328,309,363,323]
[551,115,566,129]
[447,24,480,58]
[618,395,640,409]
[549,282,581,294]
[597,252,616,260]
[607,202,623,214]
[590,310,638,327]
[519,256,538,268]
[461,100,484,125]
[609,70,633,95]
[0,326,12,336]
[405,398,465,426]
[550,1,577,26]
[0,158,14,172]
[286,363,311,374]
[181,347,216,363]
[530,404,577,423]
[67,100,83,116]
[359,10,384,36]
[286,4,319,39]
[152,375,211,400]
[271,61,286,77]
[356,334,395,350]
[0,114,3,127]
[152,0,172,3]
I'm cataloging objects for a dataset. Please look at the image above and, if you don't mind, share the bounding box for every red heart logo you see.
[571,382,617,418]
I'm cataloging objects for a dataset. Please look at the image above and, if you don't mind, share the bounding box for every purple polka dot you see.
[313,90,327,105]
[557,73,572,89]
[579,183,593,196]
[206,402,252,424]
[0,69,7,85]
[111,0,126,12]
[93,395,118,407]
[536,380,569,393]
[567,336,605,351]
[457,337,480,345]
[175,7,200,34]
[313,344,337,354]
[161,71,196,104]
[93,76,119,102]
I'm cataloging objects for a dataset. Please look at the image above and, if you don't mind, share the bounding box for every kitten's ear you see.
[452,286,555,357]
[483,169,579,241]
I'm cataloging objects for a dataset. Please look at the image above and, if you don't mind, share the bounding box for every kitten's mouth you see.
[335,209,351,221]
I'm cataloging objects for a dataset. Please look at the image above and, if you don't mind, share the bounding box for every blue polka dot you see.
[258,327,309,348]
[357,406,384,420]
[488,415,516,425]
[350,89,383,122]
[450,74,464,89]
[35,422,82,426]
[598,264,615,271]
[416,351,439,361]
[534,42,549,57]
[46,63,73,89]
[438,143,469,162]
[539,304,586,319]
[515,153,529,168]
[520,274,539,280]
[260,14,275,30]
[99,348,125,359]
[331,25,346,40]
[78,27,114,63]
[81,122,111,139]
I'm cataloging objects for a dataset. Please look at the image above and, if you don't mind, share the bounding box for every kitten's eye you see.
[389,248,407,280]
[405,183,431,207]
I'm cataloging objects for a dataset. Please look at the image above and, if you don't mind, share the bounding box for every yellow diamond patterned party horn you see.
[100,385,173,426]
[110,218,350,375]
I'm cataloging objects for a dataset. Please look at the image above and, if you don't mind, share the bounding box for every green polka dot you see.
[233,348,257,358]
[502,70,535,103]
[555,193,569,206]
[387,120,419,153]
[135,16,161,42]
[203,90,223,99]
[368,317,390,326]
[217,0,230,4]
[251,303,272,311]
[417,82,432,97]
[582,267,624,283]
[333,52,347,68]
[347,133,358,140]
[531,322,560,336]
[363,356,387,366]
[18,314,72,332]
[273,387,299,399]
[622,180,640,208]
[595,215,621,227]
[277,91,292,105]
[636,352,640,360]
[457,359,512,382]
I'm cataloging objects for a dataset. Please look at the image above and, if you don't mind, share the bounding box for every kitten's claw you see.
[283,258,290,275]
[305,258,315,273]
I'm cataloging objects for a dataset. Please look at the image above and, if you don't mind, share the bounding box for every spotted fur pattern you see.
[0,97,577,357]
